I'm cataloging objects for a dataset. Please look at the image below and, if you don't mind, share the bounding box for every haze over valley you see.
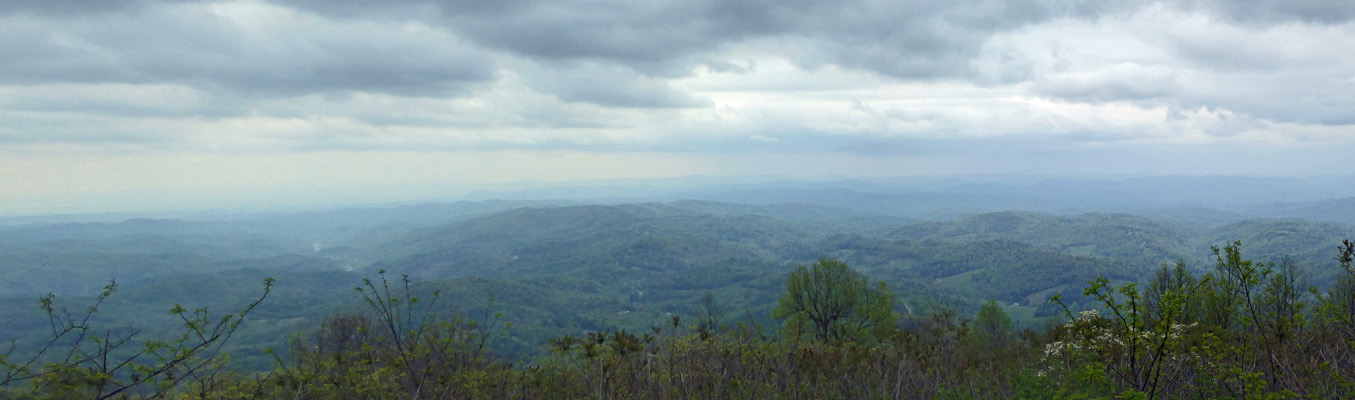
[4,175,1355,360]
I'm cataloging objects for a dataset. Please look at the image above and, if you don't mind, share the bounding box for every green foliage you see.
[1047,275,1199,399]
[889,211,1192,269]
[0,278,273,399]
[244,302,1038,400]
[13,203,1346,367]
[11,239,1355,399]
[973,300,1013,349]
[262,270,504,399]
[1041,241,1355,399]
[9,200,1355,398]
[829,237,1145,306]
[1201,219,1355,286]
[772,258,897,343]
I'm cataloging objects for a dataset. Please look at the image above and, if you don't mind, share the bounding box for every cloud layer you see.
[3,0,1355,213]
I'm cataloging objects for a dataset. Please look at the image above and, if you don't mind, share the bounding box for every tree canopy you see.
[772,258,896,342]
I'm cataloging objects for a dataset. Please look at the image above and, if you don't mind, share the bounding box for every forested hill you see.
[2,198,1354,365]
[1247,196,1355,225]
[886,211,1191,268]
[1198,218,1355,285]
[368,202,892,279]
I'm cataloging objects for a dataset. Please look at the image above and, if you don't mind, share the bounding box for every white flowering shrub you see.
[1043,275,1207,399]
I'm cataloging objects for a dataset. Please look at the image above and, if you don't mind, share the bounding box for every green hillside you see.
[3,199,1354,392]
[370,204,827,279]
[1196,218,1355,285]
[887,211,1192,268]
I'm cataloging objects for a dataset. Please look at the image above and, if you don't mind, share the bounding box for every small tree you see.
[773,258,896,342]
[693,290,725,334]
[0,278,272,399]
[973,300,1013,349]
[1315,240,1355,341]
[268,270,505,399]
[1048,276,1200,399]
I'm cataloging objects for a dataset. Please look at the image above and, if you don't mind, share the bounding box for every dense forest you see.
[4,177,1355,398]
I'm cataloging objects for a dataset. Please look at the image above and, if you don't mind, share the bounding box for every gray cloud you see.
[1,0,1353,160]
[0,84,219,119]
[1191,0,1355,24]
[785,0,1068,78]
[0,0,152,16]
[521,62,712,108]
[1160,26,1355,125]
[0,111,168,146]
[422,0,798,78]
[1,3,495,97]
[1032,63,1182,102]
[961,3,1355,128]
[272,0,1134,80]
[8,0,1355,217]
[12,0,1346,101]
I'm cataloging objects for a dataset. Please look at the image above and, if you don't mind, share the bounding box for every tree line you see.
[5,241,1355,399]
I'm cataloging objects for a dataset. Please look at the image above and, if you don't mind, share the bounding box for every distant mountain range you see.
[2,175,1354,362]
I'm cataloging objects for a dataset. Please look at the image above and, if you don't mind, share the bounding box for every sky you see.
[3,0,1355,215]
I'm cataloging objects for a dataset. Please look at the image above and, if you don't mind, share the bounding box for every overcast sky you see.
[3,0,1354,215]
